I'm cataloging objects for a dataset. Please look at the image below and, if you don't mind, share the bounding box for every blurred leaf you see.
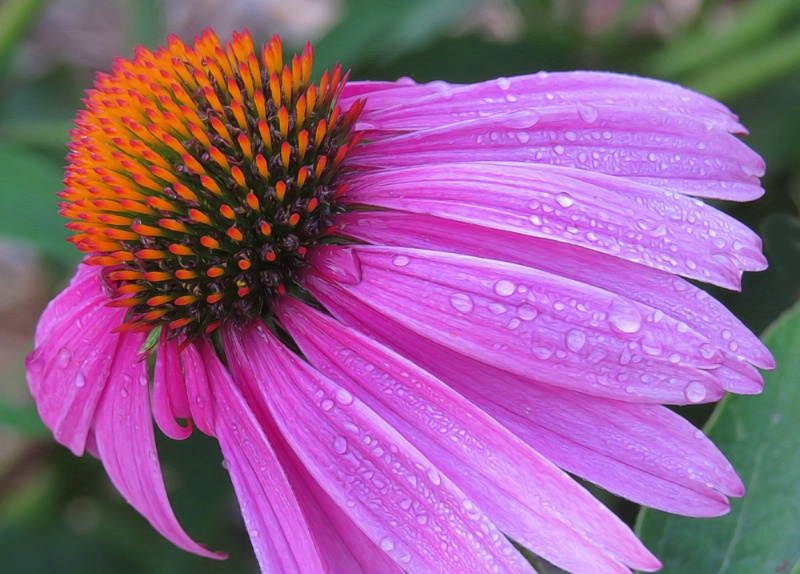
[647,0,800,79]
[637,302,800,573]
[685,28,800,101]
[0,0,48,71]
[0,397,47,436]
[314,0,479,72]
[0,144,78,262]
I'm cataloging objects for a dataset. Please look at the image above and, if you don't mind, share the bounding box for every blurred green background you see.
[1,0,799,572]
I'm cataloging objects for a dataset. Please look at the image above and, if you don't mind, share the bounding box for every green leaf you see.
[636,302,800,573]
[646,0,800,80]
[314,0,479,72]
[0,144,79,262]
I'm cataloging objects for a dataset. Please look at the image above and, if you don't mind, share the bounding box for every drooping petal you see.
[152,335,193,440]
[26,265,123,455]
[222,320,535,574]
[296,274,744,517]
[207,338,402,574]
[306,245,728,405]
[278,298,661,573]
[92,330,222,559]
[179,341,215,436]
[341,162,765,289]
[196,339,329,574]
[335,209,773,371]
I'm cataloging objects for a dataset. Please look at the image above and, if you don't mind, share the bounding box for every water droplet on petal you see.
[608,301,643,334]
[57,348,72,369]
[320,399,334,411]
[518,304,538,320]
[494,279,515,297]
[555,193,574,208]
[333,436,348,454]
[392,255,411,267]
[684,381,708,403]
[577,104,599,123]
[449,293,474,313]
[380,537,395,552]
[335,388,354,405]
[427,467,441,486]
[565,329,586,352]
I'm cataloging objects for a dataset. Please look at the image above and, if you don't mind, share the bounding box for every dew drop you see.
[427,467,442,486]
[518,304,538,320]
[488,303,507,315]
[565,329,586,352]
[392,255,410,267]
[320,399,334,411]
[57,348,72,369]
[74,371,86,388]
[684,381,708,403]
[555,193,574,208]
[608,301,643,334]
[496,77,510,90]
[335,388,354,405]
[494,279,515,297]
[449,293,474,313]
[577,104,599,123]
[380,537,395,552]
[333,436,348,454]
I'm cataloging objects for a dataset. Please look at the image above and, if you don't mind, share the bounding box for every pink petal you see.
[195,339,329,573]
[294,277,743,518]
[306,245,729,405]
[179,341,215,436]
[152,336,193,440]
[394,342,744,518]
[278,298,661,573]
[213,332,402,574]
[344,72,764,201]
[92,330,222,559]
[341,162,765,288]
[26,265,123,455]
[335,209,773,370]
[222,320,535,574]
[346,72,745,134]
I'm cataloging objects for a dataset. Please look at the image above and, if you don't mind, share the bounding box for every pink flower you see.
[27,29,773,573]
